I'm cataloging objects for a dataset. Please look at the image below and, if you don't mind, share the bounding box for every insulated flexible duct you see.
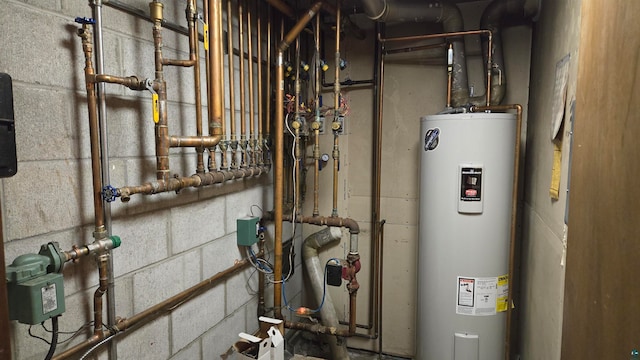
[363,0,534,106]
[302,227,348,360]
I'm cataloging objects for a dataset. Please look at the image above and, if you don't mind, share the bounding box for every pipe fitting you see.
[149,1,163,22]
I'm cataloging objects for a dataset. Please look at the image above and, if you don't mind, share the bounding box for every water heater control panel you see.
[458,164,483,214]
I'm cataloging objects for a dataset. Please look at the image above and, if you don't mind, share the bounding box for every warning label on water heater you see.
[456,275,508,316]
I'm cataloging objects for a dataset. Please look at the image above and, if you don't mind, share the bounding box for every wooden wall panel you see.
[562,0,640,358]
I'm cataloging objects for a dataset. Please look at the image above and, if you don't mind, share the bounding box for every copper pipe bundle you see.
[379,29,493,106]
[247,1,257,167]
[227,0,237,170]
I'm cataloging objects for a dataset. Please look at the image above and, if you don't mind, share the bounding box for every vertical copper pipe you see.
[265,5,272,153]
[258,237,266,317]
[257,1,264,165]
[274,1,324,319]
[227,0,237,170]
[372,22,385,340]
[247,0,256,166]
[312,14,321,217]
[208,0,224,140]
[471,104,522,360]
[349,292,357,335]
[203,0,212,142]
[0,193,12,359]
[238,0,248,167]
[274,50,285,319]
[80,28,106,230]
[446,43,453,108]
[486,33,493,106]
[93,255,109,335]
[331,1,341,217]
[187,0,205,174]
[151,4,171,182]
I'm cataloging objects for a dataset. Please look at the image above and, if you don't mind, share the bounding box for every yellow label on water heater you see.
[497,275,509,312]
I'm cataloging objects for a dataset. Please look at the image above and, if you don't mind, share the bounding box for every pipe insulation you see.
[302,227,348,360]
[363,0,534,106]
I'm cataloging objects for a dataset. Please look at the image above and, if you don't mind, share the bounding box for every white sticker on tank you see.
[456,276,497,316]
[42,284,58,314]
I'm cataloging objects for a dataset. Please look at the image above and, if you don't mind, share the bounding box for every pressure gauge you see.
[321,153,330,162]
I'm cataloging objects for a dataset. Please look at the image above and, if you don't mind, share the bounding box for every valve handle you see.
[74,17,95,25]
[101,185,119,203]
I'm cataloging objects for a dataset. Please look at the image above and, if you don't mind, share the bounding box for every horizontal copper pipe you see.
[385,42,445,55]
[378,29,491,43]
[93,74,148,90]
[169,135,222,148]
[281,214,360,234]
[116,164,270,200]
[284,321,350,337]
[53,254,258,360]
[162,58,197,67]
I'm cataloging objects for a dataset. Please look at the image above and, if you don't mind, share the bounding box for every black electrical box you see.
[0,73,17,178]
[326,263,342,287]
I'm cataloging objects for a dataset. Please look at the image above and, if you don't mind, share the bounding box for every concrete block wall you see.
[0,0,280,359]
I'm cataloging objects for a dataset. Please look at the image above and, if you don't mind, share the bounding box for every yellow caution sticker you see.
[497,274,509,312]
[203,24,209,51]
[152,93,159,123]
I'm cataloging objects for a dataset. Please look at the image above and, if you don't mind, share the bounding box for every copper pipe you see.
[116,164,270,201]
[258,236,266,317]
[379,29,494,106]
[265,5,271,155]
[331,1,341,217]
[371,23,385,341]
[349,291,357,334]
[284,321,350,336]
[247,0,256,167]
[378,29,491,43]
[274,1,324,319]
[52,255,257,360]
[281,214,359,234]
[186,0,206,174]
[169,135,221,148]
[225,0,236,169]
[446,43,453,108]
[217,0,226,143]
[285,320,351,336]
[486,32,493,106]
[384,42,445,55]
[161,58,197,67]
[203,0,212,148]
[265,0,294,19]
[0,194,12,359]
[93,254,109,336]
[93,74,147,90]
[151,11,171,182]
[471,104,522,360]
[331,133,339,217]
[208,0,224,141]
[238,0,248,168]
[312,14,321,217]
[79,25,106,230]
[256,1,264,166]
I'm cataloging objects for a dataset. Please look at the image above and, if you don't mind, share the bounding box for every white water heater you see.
[417,113,516,360]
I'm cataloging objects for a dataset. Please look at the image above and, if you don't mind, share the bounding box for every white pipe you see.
[303,227,348,360]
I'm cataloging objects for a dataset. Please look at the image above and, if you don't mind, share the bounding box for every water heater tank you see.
[417,113,516,360]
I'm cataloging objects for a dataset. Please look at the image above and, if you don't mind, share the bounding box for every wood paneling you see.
[562,0,640,358]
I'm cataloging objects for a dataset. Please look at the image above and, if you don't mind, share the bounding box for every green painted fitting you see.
[110,235,122,249]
